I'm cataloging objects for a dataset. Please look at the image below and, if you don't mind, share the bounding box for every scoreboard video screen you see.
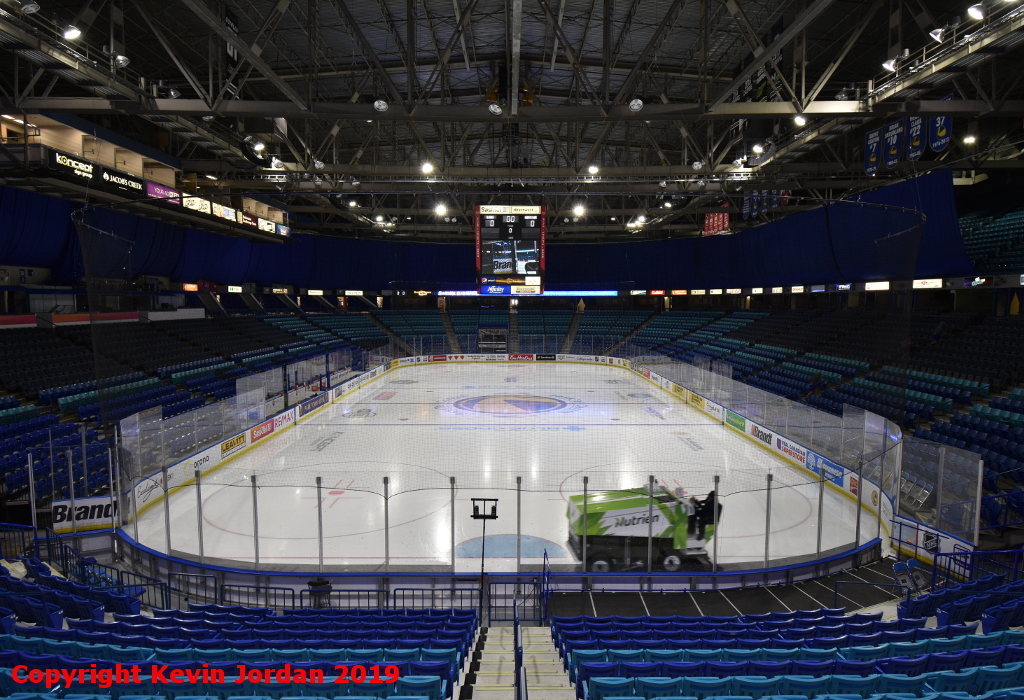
[475,205,545,295]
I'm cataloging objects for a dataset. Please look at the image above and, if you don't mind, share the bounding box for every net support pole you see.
[582,476,588,572]
[108,450,119,529]
[194,469,205,565]
[764,473,773,570]
[647,475,655,574]
[975,459,985,546]
[250,474,259,572]
[162,464,172,555]
[516,476,522,575]
[66,450,77,536]
[130,465,139,546]
[106,450,117,555]
[712,475,720,573]
[27,453,37,537]
[383,476,390,574]
[48,427,54,493]
[80,424,88,489]
[316,476,324,574]
[816,466,825,561]
[877,430,890,540]
[450,476,456,574]
[936,446,946,530]
[855,459,864,549]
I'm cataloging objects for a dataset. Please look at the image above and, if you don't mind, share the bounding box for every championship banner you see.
[883,119,904,169]
[769,190,779,210]
[865,128,881,175]
[752,191,761,217]
[906,116,925,161]
[930,93,953,152]
[742,192,751,220]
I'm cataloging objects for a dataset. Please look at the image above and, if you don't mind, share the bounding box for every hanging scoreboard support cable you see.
[475,205,546,295]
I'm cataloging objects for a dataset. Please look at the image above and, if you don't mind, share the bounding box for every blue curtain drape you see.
[0,169,975,289]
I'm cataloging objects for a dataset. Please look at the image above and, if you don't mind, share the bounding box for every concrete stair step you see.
[481,660,562,668]
[479,652,560,662]
[476,674,570,685]
[472,686,575,700]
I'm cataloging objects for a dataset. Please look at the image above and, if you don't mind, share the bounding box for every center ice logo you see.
[453,395,568,414]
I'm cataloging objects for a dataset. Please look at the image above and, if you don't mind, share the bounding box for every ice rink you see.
[134,361,883,572]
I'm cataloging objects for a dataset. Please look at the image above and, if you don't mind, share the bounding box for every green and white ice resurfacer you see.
[566,484,711,572]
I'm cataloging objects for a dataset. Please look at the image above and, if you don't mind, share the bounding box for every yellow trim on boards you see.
[130,363,399,519]
[629,363,891,537]
[126,358,889,544]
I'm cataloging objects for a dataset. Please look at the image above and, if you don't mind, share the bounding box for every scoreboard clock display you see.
[475,205,545,295]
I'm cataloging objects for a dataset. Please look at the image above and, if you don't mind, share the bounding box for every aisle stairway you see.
[471,626,574,700]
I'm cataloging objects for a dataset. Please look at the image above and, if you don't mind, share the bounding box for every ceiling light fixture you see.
[373,99,389,112]
[628,98,644,112]
[638,215,647,223]
[375,214,384,222]
[882,58,898,72]
[691,160,705,169]
[348,200,357,207]
[313,160,324,170]
[488,103,503,116]
[752,143,764,154]
[663,201,672,208]
[63,25,81,40]
[572,204,585,216]
[202,115,215,122]
[964,134,977,144]
[421,162,434,174]
[114,54,130,68]
[968,3,984,19]
[435,203,447,216]
[270,157,284,169]
[167,87,181,99]
[794,114,807,126]
[587,164,599,174]
[930,17,961,42]
[18,2,40,13]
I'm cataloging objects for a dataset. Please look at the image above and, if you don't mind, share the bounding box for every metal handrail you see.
[832,580,913,608]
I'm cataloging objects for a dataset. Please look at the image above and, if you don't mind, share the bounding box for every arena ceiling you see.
[0,0,1023,241]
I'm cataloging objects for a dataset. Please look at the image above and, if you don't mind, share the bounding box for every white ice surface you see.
[134,362,882,571]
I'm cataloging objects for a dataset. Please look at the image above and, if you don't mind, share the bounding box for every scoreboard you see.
[475,205,545,295]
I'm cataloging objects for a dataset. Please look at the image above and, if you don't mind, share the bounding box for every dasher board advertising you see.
[476,205,545,294]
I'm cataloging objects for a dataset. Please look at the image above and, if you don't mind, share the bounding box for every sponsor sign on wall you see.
[52,496,118,534]
[220,433,247,459]
[146,181,181,204]
[725,410,746,432]
[298,391,331,417]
